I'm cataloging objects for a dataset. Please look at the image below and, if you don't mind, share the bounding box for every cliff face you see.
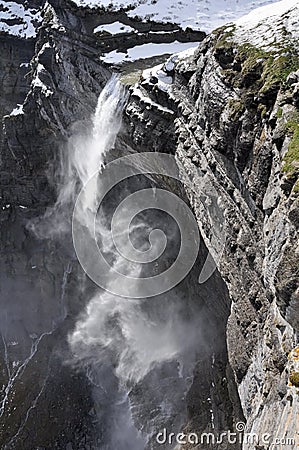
[0,0,298,449]
[123,2,299,446]
[0,2,112,448]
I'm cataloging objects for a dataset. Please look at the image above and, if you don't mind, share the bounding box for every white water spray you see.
[62,76,203,448]
[68,76,201,381]
[58,75,127,217]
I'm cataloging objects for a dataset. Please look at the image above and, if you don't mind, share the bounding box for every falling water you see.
[64,76,202,449]
[57,75,128,216]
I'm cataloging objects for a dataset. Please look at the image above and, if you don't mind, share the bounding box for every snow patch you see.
[142,64,172,92]
[235,0,298,27]
[233,0,299,50]
[94,21,135,34]
[38,42,51,55]
[131,85,174,114]
[31,64,54,97]
[101,41,199,64]
[43,3,66,33]
[0,1,41,38]
[10,104,24,116]
[71,0,282,32]
[141,46,197,93]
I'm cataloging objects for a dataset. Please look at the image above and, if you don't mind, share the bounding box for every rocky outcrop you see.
[0,2,111,448]
[123,3,299,447]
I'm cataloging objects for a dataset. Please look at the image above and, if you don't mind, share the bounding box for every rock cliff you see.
[123,1,299,447]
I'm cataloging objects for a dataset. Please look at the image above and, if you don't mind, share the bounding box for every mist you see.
[28,75,206,449]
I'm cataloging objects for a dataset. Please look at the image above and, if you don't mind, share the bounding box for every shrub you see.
[289,372,299,387]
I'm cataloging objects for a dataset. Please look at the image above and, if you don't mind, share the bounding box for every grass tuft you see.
[289,372,299,387]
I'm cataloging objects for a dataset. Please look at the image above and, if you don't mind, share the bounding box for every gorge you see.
[0,0,298,449]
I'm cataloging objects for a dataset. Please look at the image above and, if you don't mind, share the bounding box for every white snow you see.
[10,104,24,116]
[43,3,66,33]
[101,49,127,64]
[162,46,197,72]
[142,63,173,92]
[141,46,197,93]
[38,42,51,54]
[71,0,282,32]
[0,0,292,41]
[0,1,41,38]
[31,64,54,97]
[101,41,199,64]
[235,0,298,26]
[136,45,197,113]
[131,85,174,114]
[233,0,299,50]
[94,21,135,34]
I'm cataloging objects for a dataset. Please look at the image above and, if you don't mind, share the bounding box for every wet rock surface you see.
[123,10,299,447]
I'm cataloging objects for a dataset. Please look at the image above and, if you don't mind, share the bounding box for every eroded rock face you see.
[123,8,299,447]
[0,2,110,448]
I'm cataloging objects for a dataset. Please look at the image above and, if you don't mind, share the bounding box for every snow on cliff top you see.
[72,0,282,32]
[236,0,298,25]
[0,1,41,38]
[233,0,299,50]
[1,0,297,45]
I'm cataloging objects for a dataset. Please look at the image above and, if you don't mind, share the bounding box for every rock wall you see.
[0,2,110,448]
[123,11,299,447]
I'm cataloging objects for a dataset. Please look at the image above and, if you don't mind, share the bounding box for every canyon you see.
[0,0,298,449]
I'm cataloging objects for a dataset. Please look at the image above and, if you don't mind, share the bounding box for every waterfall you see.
[61,76,203,449]
[57,75,128,217]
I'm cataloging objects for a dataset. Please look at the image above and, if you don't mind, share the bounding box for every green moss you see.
[216,39,299,94]
[258,103,267,119]
[213,24,236,49]
[230,44,266,87]
[43,7,54,23]
[120,70,142,86]
[228,99,244,120]
[282,112,299,179]
[237,44,267,64]
[236,46,298,92]
[289,372,299,387]
[213,36,299,172]
[260,53,299,94]
[233,48,299,184]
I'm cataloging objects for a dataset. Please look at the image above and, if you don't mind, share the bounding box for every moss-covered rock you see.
[282,111,299,181]
[289,372,299,387]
